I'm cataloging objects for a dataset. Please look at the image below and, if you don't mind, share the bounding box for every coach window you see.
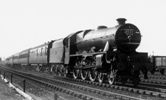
[45,47,47,55]
[36,49,38,56]
[41,48,43,56]
[42,48,45,55]
[38,48,41,56]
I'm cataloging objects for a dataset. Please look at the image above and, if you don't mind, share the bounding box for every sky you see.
[0,0,166,59]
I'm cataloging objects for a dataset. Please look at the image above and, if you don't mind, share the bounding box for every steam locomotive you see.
[5,18,150,86]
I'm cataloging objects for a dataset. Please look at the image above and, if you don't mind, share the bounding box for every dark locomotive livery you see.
[5,18,150,86]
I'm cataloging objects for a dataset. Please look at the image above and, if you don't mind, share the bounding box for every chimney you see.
[116,18,126,25]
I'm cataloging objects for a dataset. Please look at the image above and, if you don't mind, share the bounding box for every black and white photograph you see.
[0,0,166,100]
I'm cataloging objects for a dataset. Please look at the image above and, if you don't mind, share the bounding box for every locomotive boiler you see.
[76,18,141,53]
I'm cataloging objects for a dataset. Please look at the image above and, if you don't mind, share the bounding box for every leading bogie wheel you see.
[132,71,140,87]
[132,77,140,87]
[107,70,116,85]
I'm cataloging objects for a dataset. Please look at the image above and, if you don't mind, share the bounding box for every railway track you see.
[0,66,166,100]
[141,74,166,84]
